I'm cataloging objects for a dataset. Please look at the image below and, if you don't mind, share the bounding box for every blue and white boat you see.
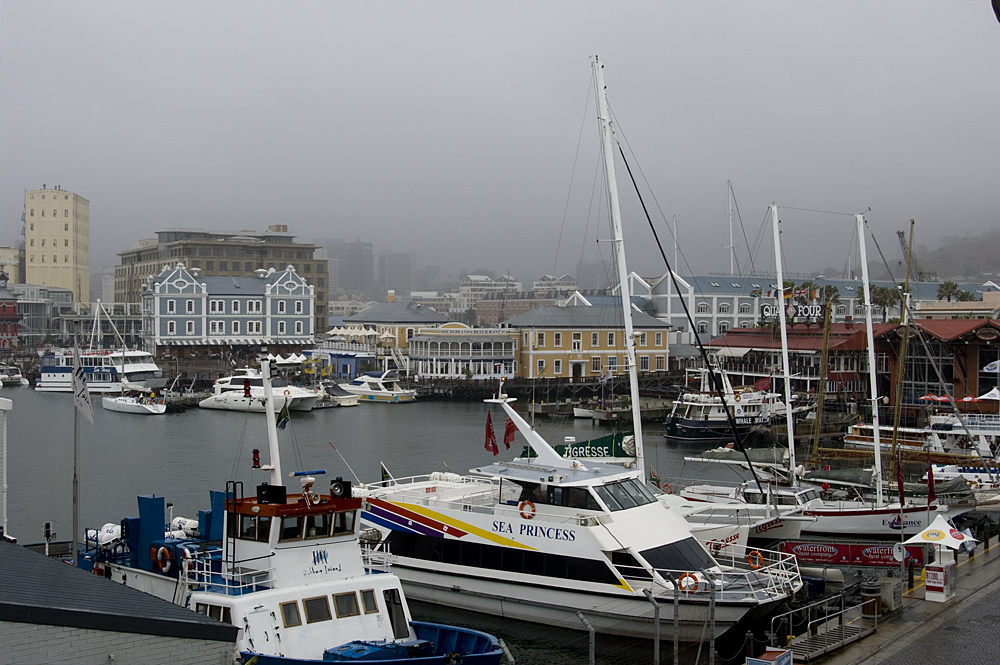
[35,348,162,393]
[79,361,503,665]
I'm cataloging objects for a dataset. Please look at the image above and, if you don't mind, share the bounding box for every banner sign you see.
[781,541,925,567]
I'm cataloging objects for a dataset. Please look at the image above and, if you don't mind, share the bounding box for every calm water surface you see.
[2,387,754,664]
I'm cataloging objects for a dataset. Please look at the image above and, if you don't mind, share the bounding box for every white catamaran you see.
[357,58,801,641]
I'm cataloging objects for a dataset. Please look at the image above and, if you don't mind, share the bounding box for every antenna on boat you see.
[327,442,363,487]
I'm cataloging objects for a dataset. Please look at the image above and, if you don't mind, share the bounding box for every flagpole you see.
[72,396,79,565]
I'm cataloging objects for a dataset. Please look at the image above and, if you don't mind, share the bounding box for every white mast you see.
[260,360,283,483]
[594,57,644,473]
[728,180,735,274]
[770,205,797,484]
[857,213,884,505]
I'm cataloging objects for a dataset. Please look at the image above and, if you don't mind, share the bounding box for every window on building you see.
[698,321,709,334]
[739,303,751,314]
[278,301,286,314]
[639,356,649,371]
[64,239,68,247]
[837,305,848,315]
[232,300,240,313]
[295,301,303,314]
[186,300,194,313]
[697,302,709,313]
[719,303,730,313]
[245,262,253,271]
[186,321,194,335]
[591,356,601,372]
[536,332,545,348]
[608,356,617,372]
[655,355,665,370]
[206,261,214,270]
[719,321,730,333]
[295,321,303,334]
[167,321,176,335]
[572,332,582,351]
[607,332,615,347]
[167,300,176,314]
[64,222,69,229]
[553,332,562,347]
[639,332,647,346]
[591,332,599,347]
[278,321,286,334]
[655,332,663,346]
[537,359,546,376]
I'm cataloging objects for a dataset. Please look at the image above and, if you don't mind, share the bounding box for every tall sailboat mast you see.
[857,213,885,506]
[770,205,797,485]
[594,57,644,473]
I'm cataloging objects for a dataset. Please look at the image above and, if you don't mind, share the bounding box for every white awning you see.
[712,347,750,358]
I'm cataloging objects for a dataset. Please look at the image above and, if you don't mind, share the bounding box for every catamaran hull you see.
[391,564,767,641]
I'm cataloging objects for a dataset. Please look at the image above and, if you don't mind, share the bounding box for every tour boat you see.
[78,361,503,665]
[339,370,416,403]
[357,58,800,642]
[0,362,27,387]
[199,368,321,412]
[34,348,162,393]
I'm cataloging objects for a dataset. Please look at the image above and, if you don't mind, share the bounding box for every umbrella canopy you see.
[977,387,1000,401]
[902,514,977,550]
[984,360,1000,373]
[918,394,949,402]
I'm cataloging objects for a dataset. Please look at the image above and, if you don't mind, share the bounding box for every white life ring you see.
[156,546,172,574]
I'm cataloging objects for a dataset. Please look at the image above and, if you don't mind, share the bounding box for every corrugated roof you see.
[0,540,237,642]
[345,299,449,324]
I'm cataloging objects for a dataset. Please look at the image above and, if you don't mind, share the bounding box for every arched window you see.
[697,321,709,334]
[836,305,847,315]
[696,302,709,314]
[719,321,730,333]
[719,303,730,314]
[739,303,751,314]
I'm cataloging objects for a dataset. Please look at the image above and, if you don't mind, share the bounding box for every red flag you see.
[485,412,499,456]
[753,377,771,391]
[926,451,935,505]
[503,416,516,449]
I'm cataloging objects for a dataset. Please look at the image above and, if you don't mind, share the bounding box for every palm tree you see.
[937,280,960,302]
[796,280,818,306]
[871,285,899,323]
[820,285,840,305]
[956,290,979,302]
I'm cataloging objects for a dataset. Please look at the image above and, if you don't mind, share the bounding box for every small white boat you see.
[0,363,28,387]
[101,393,167,415]
[199,368,320,412]
[320,382,361,407]
[339,370,416,403]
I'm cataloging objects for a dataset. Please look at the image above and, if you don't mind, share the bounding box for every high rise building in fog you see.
[339,240,374,296]
[24,185,90,301]
[377,251,414,296]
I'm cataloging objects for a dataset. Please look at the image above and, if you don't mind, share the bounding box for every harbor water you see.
[2,387,761,664]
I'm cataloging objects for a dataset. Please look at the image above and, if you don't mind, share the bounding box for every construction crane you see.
[896,229,935,282]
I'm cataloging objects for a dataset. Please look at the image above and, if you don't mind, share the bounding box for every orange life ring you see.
[156,546,172,574]
[661,482,673,494]
[734,393,742,402]
[518,500,536,519]
[748,550,763,570]
[677,572,700,593]
[284,389,291,396]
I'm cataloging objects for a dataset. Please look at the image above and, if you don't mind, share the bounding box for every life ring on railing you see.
[661,482,673,494]
[748,550,763,570]
[156,546,173,574]
[677,572,700,593]
[92,560,105,576]
[284,389,291,396]
[518,500,536,519]
[734,393,742,402]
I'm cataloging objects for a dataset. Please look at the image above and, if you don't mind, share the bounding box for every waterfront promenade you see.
[819,524,999,665]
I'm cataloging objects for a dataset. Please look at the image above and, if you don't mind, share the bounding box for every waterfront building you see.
[24,185,90,302]
[408,291,458,315]
[407,322,516,379]
[501,305,671,380]
[475,291,562,327]
[457,274,520,312]
[342,294,449,372]
[328,297,379,319]
[645,272,997,341]
[532,274,577,296]
[116,225,328,337]
[141,263,314,357]
[5,283,74,348]
[0,271,19,350]
[0,246,21,283]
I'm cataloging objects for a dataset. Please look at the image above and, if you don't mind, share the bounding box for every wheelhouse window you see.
[640,537,715,574]
[304,512,332,539]
[280,601,302,627]
[279,515,303,541]
[593,478,657,512]
[333,510,356,535]
[334,592,360,618]
[361,589,378,614]
[303,596,332,623]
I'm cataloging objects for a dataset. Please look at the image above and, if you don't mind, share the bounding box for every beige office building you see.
[25,186,90,302]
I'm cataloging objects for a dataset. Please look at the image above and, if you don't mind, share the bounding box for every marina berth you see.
[78,361,503,665]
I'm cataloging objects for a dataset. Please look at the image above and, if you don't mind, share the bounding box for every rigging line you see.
[575,158,604,286]
[553,74,597,277]
[732,186,757,276]
[615,142,764,493]
[779,205,858,217]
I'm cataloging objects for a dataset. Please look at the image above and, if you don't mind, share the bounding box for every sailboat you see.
[77,360,503,664]
[356,58,801,641]
[682,210,973,538]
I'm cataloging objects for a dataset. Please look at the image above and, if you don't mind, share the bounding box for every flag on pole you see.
[750,288,762,298]
[985,360,1000,373]
[926,451,935,505]
[484,411,499,456]
[72,340,94,427]
[503,416,516,449]
[276,401,290,430]
[648,466,661,487]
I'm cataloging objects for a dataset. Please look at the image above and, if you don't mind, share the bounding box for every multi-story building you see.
[5,283,75,348]
[407,322,517,379]
[377,251,414,297]
[24,185,90,302]
[457,274,520,312]
[338,240,374,296]
[0,246,21,281]
[141,263,314,357]
[533,274,577,296]
[475,292,562,327]
[0,271,20,351]
[342,295,449,372]
[116,226,328,338]
[501,305,671,380]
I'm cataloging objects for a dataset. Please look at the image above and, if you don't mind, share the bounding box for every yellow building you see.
[25,185,90,301]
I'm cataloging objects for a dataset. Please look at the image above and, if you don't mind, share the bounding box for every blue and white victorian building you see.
[141,263,314,355]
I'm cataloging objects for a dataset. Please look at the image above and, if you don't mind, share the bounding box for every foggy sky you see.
[2,1,998,287]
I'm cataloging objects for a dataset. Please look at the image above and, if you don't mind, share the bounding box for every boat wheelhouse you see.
[339,370,416,403]
[663,365,778,445]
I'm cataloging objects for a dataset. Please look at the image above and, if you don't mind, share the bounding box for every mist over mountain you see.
[871,229,1000,283]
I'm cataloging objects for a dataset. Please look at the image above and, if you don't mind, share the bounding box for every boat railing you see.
[362,546,394,573]
[183,547,275,594]
[617,545,800,603]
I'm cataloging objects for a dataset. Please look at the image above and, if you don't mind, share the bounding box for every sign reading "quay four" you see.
[762,304,823,319]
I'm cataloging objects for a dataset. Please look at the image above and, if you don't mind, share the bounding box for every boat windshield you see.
[640,537,715,574]
[593,478,658,512]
